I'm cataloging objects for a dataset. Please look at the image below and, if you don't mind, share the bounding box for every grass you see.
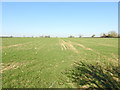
[1,37,119,88]
[65,61,120,88]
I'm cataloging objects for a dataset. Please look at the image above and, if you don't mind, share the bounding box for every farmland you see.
[1,38,119,88]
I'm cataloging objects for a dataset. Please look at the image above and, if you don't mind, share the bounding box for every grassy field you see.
[1,38,119,88]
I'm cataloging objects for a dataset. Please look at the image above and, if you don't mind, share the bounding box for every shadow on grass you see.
[65,62,120,89]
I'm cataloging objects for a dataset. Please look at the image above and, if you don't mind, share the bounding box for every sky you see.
[2,2,118,37]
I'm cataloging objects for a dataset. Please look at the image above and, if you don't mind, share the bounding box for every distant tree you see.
[45,35,50,38]
[68,35,74,38]
[48,35,50,38]
[108,31,117,37]
[100,33,107,38]
[100,31,117,38]
[103,33,106,37]
[91,34,95,38]
[10,35,13,38]
[79,34,82,38]
[108,34,112,38]
[39,36,43,38]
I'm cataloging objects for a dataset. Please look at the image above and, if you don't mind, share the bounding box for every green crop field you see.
[1,38,119,88]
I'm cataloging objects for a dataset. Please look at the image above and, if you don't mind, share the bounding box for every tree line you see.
[1,31,119,38]
[69,31,119,38]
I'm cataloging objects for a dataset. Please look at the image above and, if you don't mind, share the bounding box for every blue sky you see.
[2,2,118,37]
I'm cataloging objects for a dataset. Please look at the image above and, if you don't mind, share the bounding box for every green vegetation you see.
[2,38,119,88]
[91,34,95,38]
[101,31,118,38]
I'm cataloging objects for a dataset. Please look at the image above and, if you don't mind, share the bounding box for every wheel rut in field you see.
[3,43,25,48]
[60,39,78,53]
[2,41,36,49]
[7,44,22,48]
[68,40,117,62]
[2,44,23,48]
[60,39,117,64]
[67,40,93,51]
[61,42,67,50]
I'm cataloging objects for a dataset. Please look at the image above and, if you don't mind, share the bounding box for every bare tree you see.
[108,31,118,37]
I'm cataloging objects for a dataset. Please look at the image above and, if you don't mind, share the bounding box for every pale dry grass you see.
[60,39,78,53]
[68,41,93,51]
[1,62,26,73]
